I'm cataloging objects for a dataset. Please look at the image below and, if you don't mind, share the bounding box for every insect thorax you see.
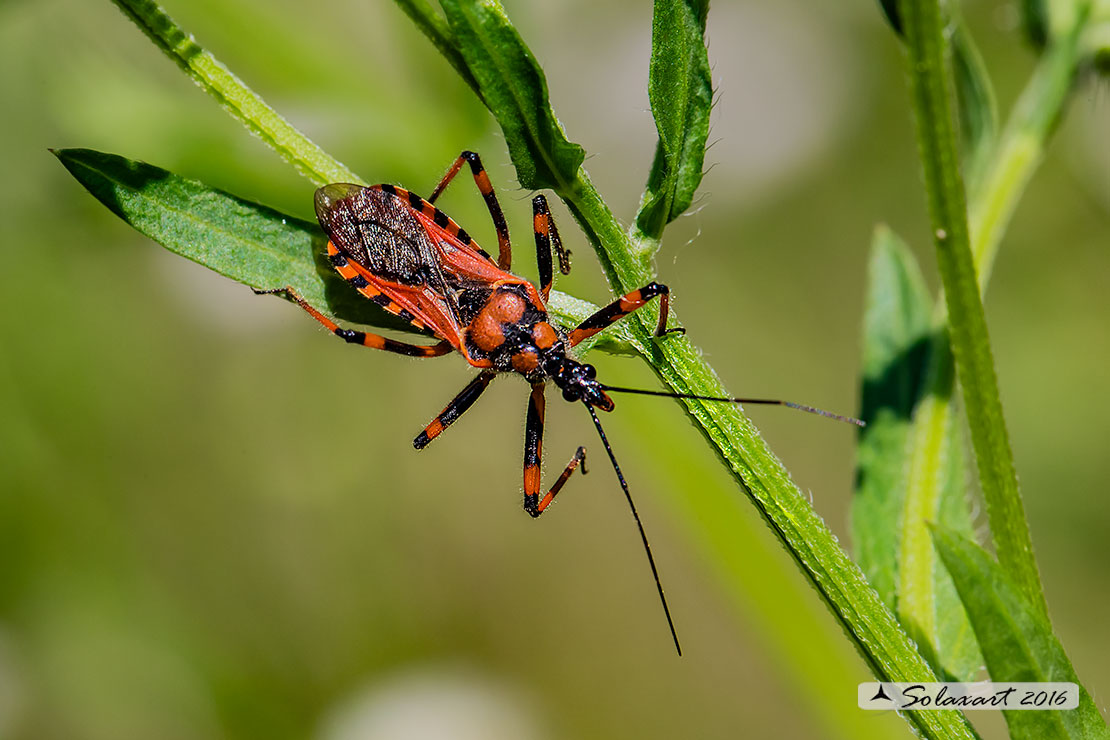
[462,284,567,381]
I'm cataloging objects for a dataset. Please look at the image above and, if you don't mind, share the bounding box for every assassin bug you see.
[256,151,862,655]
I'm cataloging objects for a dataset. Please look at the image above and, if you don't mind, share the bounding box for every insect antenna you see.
[585,404,682,656]
[599,385,865,427]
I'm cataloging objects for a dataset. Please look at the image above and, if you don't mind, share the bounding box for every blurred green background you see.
[1,1,1108,738]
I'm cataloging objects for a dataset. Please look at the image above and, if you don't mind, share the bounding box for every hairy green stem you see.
[896,3,1089,658]
[896,0,1073,618]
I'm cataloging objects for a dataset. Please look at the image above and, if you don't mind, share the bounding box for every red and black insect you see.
[257,151,861,655]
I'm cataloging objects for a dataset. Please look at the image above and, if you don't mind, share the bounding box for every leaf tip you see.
[872,222,893,239]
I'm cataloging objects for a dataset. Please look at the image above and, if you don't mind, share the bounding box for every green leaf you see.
[897,0,1047,616]
[1020,0,1050,47]
[110,0,361,186]
[900,359,983,681]
[54,148,411,330]
[852,226,982,682]
[55,148,606,346]
[929,406,983,681]
[951,18,999,189]
[1095,34,1110,76]
[438,0,584,192]
[968,16,1089,280]
[931,526,1110,740]
[877,0,903,34]
[852,225,934,609]
[632,0,712,245]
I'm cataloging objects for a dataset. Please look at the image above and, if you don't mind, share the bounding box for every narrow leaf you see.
[932,526,1110,739]
[852,225,933,609]
[899,347,984,682]
[633,0,712,244]
[853,226,983,682]
[438,0,584,192]
[951,18,999,189]
[897,0,1047,615]
[55,148,605,346]
[930,403,982,681]
[968,18,1089,280]
[54,148,406,329]
[110,0,360,186]
[878,0,903,34]
[1019,0,1050,48]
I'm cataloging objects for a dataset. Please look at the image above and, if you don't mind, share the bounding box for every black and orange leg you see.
[255,287,453,357]
[532,194,571,301]
[428,151,512,271]
[523,383,588,517]
[413,371,496,449]
[567,283,686,347]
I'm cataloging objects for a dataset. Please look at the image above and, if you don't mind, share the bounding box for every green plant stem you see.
[898,0,1090,628]
[560,173,972,740]
[896,4,1089,659]
[896,0,1061,616]
[111,0,361,186]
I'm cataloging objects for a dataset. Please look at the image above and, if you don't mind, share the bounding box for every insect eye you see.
[562,387,581,402]
[584,365,596,379]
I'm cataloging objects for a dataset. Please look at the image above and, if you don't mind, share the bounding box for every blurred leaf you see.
[929,404,982,681]
[393,0,484,100]
[951,18,999,189]
[438,0,584,192]
[633,0,712,243]
[1020,0,1050,48]
[852,225,933,609]
[931,526,1110,739]
[110,0,361,186]
[969,12,1090,285]
[1096,44,1110,76]
[852,225,983,681]
[877,0,903,35]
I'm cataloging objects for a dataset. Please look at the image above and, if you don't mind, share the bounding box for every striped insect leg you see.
[427,151,512,271]
[254,287,452,357]
[532,194,571,301]
[523,383,588,518]
[413,371,496,450]
[567,283,686,347]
